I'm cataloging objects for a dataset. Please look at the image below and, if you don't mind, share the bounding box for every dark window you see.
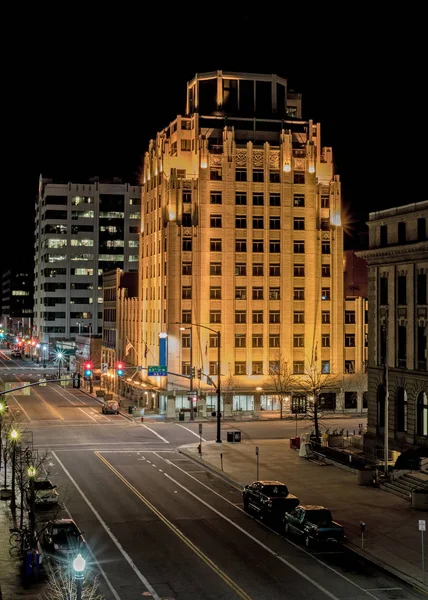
[294,311,304,324]
[252,311,263,324]
[270,217,280,230]
[294,194,305,207]
[294,264,305,277]
[183,191,192,204]
[253,216,264,229]
[182,334,191,348]
[321,219,330,231]
[269,287,280,300]
[417,392,428,436]
[235,287,247,300]
[417,273,427,304]
[236,169,247,182]
[210,238,222,252]
[210,192,222,204]
[253,194,264,206]
[294,217,305,230]
[322,264,331,277]
[269,311,280,323]
[321,362,331,375]
[235,311,247,324]
[418,217,427,241]
[182,213,192,227]
[253,263,264,276]
[236,193,247,205]
[236,216,247,229]
[345,334,355,347]
[398,221,406,244]
[236,239,247,252]
[319,392,336,408]
[291,394,306,412]
[270,194,280,206]
[344,360,355,374]
[235,334,246,348]
[253,239,264,252]
[182,262,192,275]
[321,287,330,300]
[270,171,280,183]
[396,388,408,432]
[380,225,388,246]
[418,325,427,370]
[182,237,192,251]
[253,169,264,182]
[252,361,263,375]
[294,334,304,347]
[345,311,356,324]
[210,215,222,228]
[252,287,264,300]
[322,241,330,254]
[252,334,263,348]
[398,325,407,367]
[322,334,330,347]
[235,263,247,276]
[210,262,222,275]
[322,310,330,323]
[182,287,192,299]
[397,275,407,305]
[210,167,222,181]
[270,240,280,253]
[293,241,304,254]
[345,392,358,409]
[380,276,388,305]
[210,310,221,323]
[293,172,305,184]
[269,334,280,347]
[321,195,329,208]
[210,287,221,299]
[182,310,191,324]
[294,288,304,300]
[270,264,280,276]
[363,392,368,409]
[235,362,246,375]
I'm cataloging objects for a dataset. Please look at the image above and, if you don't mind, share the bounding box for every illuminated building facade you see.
[139,71,366,413]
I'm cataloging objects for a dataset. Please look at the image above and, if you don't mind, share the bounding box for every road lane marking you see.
[28,383,65,421]
[9,394,32,420]
[364,589,402,592]
[51,386,98,422]
[140,423,169,443]
[95,452,252,600]
[175,423,207,441]
[51,451,160,600]
[158,456,380,600]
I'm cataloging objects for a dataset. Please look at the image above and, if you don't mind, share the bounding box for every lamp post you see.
[174,322,221,443]
[180,326,194,421]
[73,553,86,600]
[27,466,36,549]
[56,352,64,379]
[10,429,18,513]
[0,401,5,476]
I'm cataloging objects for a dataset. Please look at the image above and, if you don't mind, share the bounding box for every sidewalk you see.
[179,437,428,592]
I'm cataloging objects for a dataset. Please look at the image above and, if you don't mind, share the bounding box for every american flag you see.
[125,339,132,356]
[144,342,149,358]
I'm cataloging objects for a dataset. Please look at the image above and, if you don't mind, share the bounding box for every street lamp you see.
[27,466,37,548]
[10,429,18,512]
[180,326,194,421]
[56,352,64,378]
[0,401,5,476]
[73,553,86,600]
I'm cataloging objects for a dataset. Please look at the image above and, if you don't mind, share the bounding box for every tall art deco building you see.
[139,71,361,413]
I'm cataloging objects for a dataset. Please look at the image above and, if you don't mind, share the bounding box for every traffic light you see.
[191,366,196,378]
[84,362,93,377]
[73,373,81,388]
[116,362,124,377]
[197,368,202,379]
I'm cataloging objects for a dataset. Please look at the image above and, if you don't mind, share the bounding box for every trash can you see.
[290,438,296,448]
[233,431,241,443]
[128,405,133,414]
[179,411,185,421]
[227,431,234,442]
[295,436,301,449]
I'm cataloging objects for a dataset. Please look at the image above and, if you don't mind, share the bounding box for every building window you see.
[253,263,264,276]
[252,311,263,324]
[322,264,331,277]
[182,262,192,275]
[270,264,280,276]
[398,325,407,368]
[210,287,221,299]
[293,241,304,254]
[210,239,222,252]
[209,334,218,348]
[236,239,247,252]
[321,219,330,231]
[380,224,388,246]
[235,287,247,300]
[269,287,280,300]
[398,221,406,244]
[397,275,407,305]
[417,273,427,304]
[210,167,222,181]
[293,334,304,347]
[252,287,264,300]
[235,263,247,276]
[418,217,427,241]
[294,264,305,277]
[253,216,264,229]
[396,388,408,432]
[417,392,428,436]
[345,334,355,347]
[270,217,280,230]
[322,310,330,324]
[418,325,427,370]
[210,215,222,228]
[253,239,264,252]
[183,191,191,204]
[345,311,356,324]
[209,362,219,375]
[252,361,263,375]
[269,334,280,347]
[182,287,192,299]
[345,392,358,409]
[182,310,191,324]
[236,216,247,228]
[236,193,247,205]
[380,276,388,305]
[182,362,191,376]
[269,311,280,324]
[363,392,368,409]
[344,360,355,374]
[210,192,222,204]
[293,362,305,375]
[182,335,191,349]
[270,194,280,206]
[294,287,304,300]
[321,361,330,374]
[253,169,264,182]
[252,334,263,348]
[210,310,221,323]
[293,172,305,184]
[293,217,305,230]
[182,237,192,251]
[294,311,304,324]
[235,361,246,375]
[322,334,330,347]
[235,311,247,324]
[236,169,247,182]
[294,194,305,207]
[210,262,222,275]
[270,171,280,183]
[321,194,329,208]
[235,334,246,348]
[321,287,331,300]
[270,240,280,253]
[322,241,330,254]
[253,193,264,206]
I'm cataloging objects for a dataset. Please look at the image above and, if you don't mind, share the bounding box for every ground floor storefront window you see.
[233,395,254,411]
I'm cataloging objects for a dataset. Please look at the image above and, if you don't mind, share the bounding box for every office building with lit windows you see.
[357,201,428,452]
[139,71,366,413]
[34,177,141,344]
[1,262,33,335]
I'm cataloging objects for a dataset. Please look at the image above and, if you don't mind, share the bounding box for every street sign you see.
[101,362,108,374]
[419,520,426,531]
[148,365,167,377]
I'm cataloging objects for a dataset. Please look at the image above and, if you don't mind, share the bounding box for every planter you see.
[412,489,428,510]
[0,488,12,500]
[328,435,344,448]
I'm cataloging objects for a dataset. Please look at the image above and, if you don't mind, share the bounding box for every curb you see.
[78,388,135,422]
[178,443,428,594]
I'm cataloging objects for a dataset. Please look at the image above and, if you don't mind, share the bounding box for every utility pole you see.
[216,330,221,443]
[189,326,194,421]
[384,306,389,475]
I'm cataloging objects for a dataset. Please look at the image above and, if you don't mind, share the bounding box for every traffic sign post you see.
[148,365,167,377]
[419,519,426,583]
[199,423,203,456]
[256,446,259,481]
[360,521,366,549]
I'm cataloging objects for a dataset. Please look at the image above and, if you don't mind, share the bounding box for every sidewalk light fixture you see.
[0,402,5,477]
[10,429,19,513]
[73,553,86,600]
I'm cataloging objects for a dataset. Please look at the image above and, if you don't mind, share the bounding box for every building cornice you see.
[356,242,428,264]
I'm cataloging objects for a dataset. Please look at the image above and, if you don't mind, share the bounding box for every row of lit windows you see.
[204,191,330,209]
[206,238,331,254]
[209,167,308,185]
[181,359,342,377]
[182,261,331,281]
[179,306,343,325]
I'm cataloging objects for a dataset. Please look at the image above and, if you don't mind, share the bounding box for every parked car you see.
[27,479,59,506]
[102,399,120,414]
[43,519,87,562]
[11,350,22,358]
[283,505,345,547]
[242,480,300,522]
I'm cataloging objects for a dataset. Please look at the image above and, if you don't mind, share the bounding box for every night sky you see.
[3,10,425,273]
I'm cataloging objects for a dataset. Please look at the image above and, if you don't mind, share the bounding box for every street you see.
[0,359,425,600]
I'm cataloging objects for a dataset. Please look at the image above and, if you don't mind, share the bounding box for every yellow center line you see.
[94,451,252,600]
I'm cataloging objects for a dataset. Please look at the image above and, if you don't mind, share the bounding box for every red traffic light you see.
[117,362,124,370]
[84,361,93,370]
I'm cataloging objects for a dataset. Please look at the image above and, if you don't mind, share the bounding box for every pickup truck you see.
[283,505,345,548]
[242,480,300,523]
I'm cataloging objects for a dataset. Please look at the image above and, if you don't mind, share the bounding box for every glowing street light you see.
[73,553,86,600]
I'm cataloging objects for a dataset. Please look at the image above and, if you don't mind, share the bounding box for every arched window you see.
[377,384,386,429]
[396,387,407,432]
[417,392,428,437]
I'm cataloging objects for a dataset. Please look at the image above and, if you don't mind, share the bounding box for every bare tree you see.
[38,562,105,600]
[222,371,237,417]
[341,371,368,412]
[266,352,294,419]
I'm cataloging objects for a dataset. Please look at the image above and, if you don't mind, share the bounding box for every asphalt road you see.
[1,353,424,600]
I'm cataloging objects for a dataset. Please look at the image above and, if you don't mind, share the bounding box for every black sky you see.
[3,9,426,272]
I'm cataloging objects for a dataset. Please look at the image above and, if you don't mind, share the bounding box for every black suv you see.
[284,505,345,547]
[242,480,299,523]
